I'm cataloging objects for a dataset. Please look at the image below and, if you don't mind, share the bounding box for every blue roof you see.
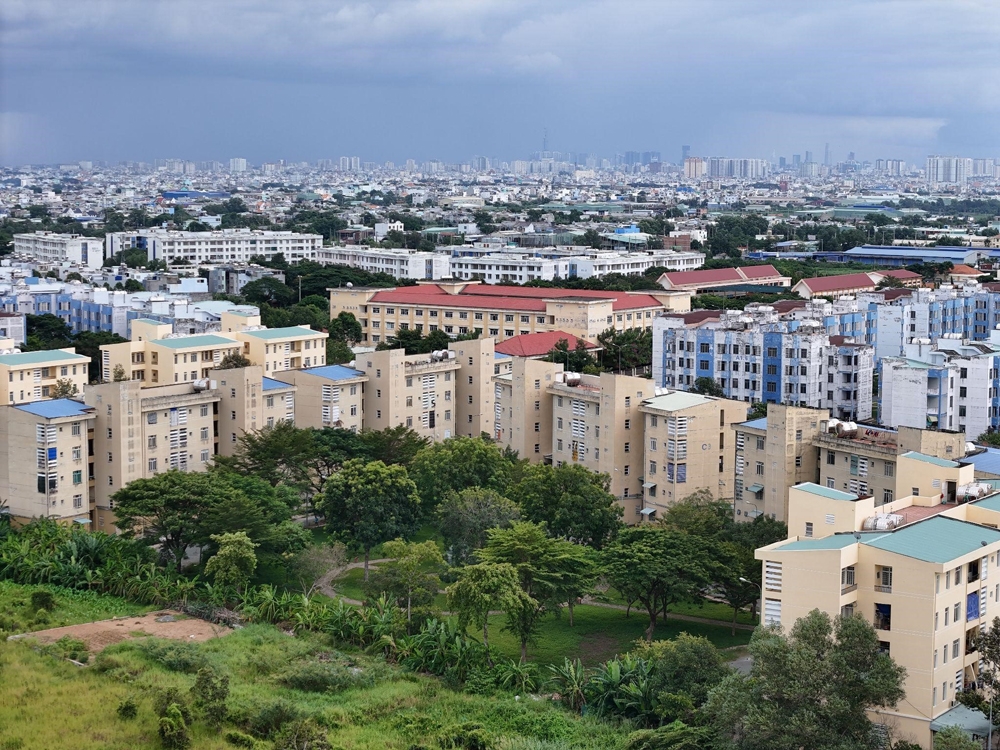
[738,417,767,430]
[301,364,365,382]
[964,448,1000,477]
[262,377,292,391]
[15,399,94,419]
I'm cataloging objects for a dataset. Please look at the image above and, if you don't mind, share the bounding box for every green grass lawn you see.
[592,589,757,627]
[330,567,449,609]
[474,604,752,666]
[0,581,153,636]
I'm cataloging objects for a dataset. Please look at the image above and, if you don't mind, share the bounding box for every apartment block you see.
[639,390,747,520]
[13,231,104,269]
[237,325,328,373]
[547,371,651,515]
[734,403,968,522]
[756,460,1000,749]
[329,279,690,346]
[315,246,450,280]
[0,349,91,405]
[215,368,296,455]
[654,306,874,420]
[0,399,96,524]
[493,357,563,461]
[106,228,323,265]
[85,380,221,532]
[273,364,366,432]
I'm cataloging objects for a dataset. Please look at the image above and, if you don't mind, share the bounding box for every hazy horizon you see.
[2,0,998,166]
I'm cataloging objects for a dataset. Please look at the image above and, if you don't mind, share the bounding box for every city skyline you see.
[2,0,998,166]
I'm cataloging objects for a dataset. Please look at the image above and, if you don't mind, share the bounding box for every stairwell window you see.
[804,522,813,537]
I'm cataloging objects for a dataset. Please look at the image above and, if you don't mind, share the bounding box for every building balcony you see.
[874,584,892,594]
[841,583,858,595]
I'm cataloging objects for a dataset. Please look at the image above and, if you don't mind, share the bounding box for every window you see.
[805,522,814,537]
[72,470,82,485]
[624,419,631,429]
[953,639,961,660]
[201,427,209,440]
[148,458,157,472]
[884,462,894,477]
[883,489,893,504]
[755,461,764,476]
[71,423,80,436]
[624,442,630,453]
[795,456,802,467]
[756,436,765,450]
[147,412,158,424]
[72,446,81,461]
[827,450,836,465]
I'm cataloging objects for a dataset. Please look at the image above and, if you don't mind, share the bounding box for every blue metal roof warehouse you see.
[815,244,986,267]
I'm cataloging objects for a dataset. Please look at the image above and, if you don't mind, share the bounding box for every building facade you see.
[106,229,323,265]
[0,349,90,405]
[13,231,104,269]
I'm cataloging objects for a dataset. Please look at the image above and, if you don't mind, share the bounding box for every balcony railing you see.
[841,584,858,595]
[874,584,892,594]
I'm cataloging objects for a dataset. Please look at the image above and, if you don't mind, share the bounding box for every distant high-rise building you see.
[229,157,248,173]
[624,151,641,166]
[926,155,972,184]
[350,156,361,171]
[973,158,996,176]
[823,143,830,166]
[339,156,350,171]
[779,157,787,169]
[792,154,801,166]
[405,159,417,172]
[804,150,814,164]
[847,151,856,162]
[684,157,706,179]
[681,145,691,164]
[641,151,661,166]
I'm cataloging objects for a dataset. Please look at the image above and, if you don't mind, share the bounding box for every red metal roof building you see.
[494,331,598,358]
[657,264,791,292]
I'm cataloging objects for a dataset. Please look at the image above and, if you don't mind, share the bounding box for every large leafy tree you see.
[477,521,591,661]
[630,633,730,708]
[204,532,258,593]
[511,463,622,548]
[362,539,443,622]
[705,610,906,750]
[447,562,531,663]
[601,526,718,640]
[241,277,296,308]
[110,471,243,571]
[358,425,429,467]
[319,459,421,579]
[409,436,513,510]
[436,487,520,565]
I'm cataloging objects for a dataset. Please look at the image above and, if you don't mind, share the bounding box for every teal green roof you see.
[901,451,959,468]
[0,349,89,365]
[152,334,238,350]
[777,535,861,552]
[862,516,1000,563]
[794,482,858,501]
[240,326,318,340]
[972,493,1000,512]
[133,318,168,325]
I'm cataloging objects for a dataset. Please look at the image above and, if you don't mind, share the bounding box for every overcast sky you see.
[2,0,998,166]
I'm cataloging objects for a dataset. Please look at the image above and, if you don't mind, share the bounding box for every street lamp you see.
[740,577,763,625]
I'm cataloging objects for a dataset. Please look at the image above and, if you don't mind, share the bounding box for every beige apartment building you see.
[85,380,221,532]
[0,399,97,524]
[328,280,691,346]
[215,368,297,455]
[100,315,327,385]
[639,391,747,520]
[493,357,564,462]
[757,455,1000,749]
[734,403,968,522]
[0,348,90,404]
[274,364,367,433]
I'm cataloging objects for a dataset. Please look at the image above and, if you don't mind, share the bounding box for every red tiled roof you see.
[950,264,981,275]
[367,285,664,312]
[663,310,723,325]
[494,331,597,358]
[739,264,784,279]
[771,300,808,313]
[879,289,914,301]
[881,269,921,279]
[660,268,744,286]
[798,273,877,293]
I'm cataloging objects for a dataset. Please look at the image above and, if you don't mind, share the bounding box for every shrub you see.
[278,661,372,693]
[116,697,139,720]
[137,639,208,673]
[153,687,193,725]
[239,698,302,739]
[437,722,492,750]
[158,703,191,750]
[223,730,258,748]
[191,666,230,727]
[273,719,333,750]
[30,590,57,612]
[40,636,89,663]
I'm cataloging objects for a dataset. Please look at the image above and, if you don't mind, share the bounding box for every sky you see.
[1,0,998,166]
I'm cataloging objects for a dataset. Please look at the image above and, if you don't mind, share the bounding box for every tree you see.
[111,471,244,572]
[933,726,981,750]
[630,633,730,709]
[477,521,590,661]
[511,463,622,548]
[409,436,513,510]
[363,538,443,622]
[326,338,354,365]
[216,351,252,369]
[319,459,421,579]
[327,312,363,344]
[448,562,532,663]
[158,703,191,749]
[747,401,768,420]
[358,424,429,466]
[601,526,718,640]
[50,378,79,398]
[190,666,229,729]
[545,338,599,373]
[691,377,724,398]
[437,487,520,565]
[123,278,145,293]
[286,542,347,595]
[242,277,296,307]
[217,421,316,491]
[205,532,258,592]
[705,610,906,750]
[112,364,127,382]
[575,229,603,249]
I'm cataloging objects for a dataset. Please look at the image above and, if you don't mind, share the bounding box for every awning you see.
[639,508,657,516]
[930,703,992,736]
[642,481,656,489]
[73,518,92,524]
[747,483,764,493]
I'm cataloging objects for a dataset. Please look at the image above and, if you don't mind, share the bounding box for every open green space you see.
[0,580,152,636]
[0,625,622,750]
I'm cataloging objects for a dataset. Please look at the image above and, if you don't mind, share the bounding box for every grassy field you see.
[592,589,757,627]
[0,581,153,636]
[0,625,625,750]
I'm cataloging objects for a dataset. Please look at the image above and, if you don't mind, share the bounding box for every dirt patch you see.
[576,632,623,665]
[13,610,230,653]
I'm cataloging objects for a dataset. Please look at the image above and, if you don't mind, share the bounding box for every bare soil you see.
[15,610,230,653]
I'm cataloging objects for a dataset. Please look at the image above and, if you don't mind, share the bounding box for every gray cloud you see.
[2,0,998,164]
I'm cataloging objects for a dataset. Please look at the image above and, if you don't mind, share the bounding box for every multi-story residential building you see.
[207,264,286,296]
[756,462,1000,749]
[330,280,690,347]
[734,403,969,522]
[0,349,91,405]
[86,379,221,532]
[273,364,367,432]
[315,247,450,280]
[653,306,874,420]
[215,368,296,455]
[106,229,323,265]
[0,313,26,344]
[880,335,1000,436]
[449,250,705,283]
[493,356,563,462]
[926,155,972,184]
[13,231,104,269]
[0,399,97,524]
[639,390,747,519]
[100,316,328,384]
